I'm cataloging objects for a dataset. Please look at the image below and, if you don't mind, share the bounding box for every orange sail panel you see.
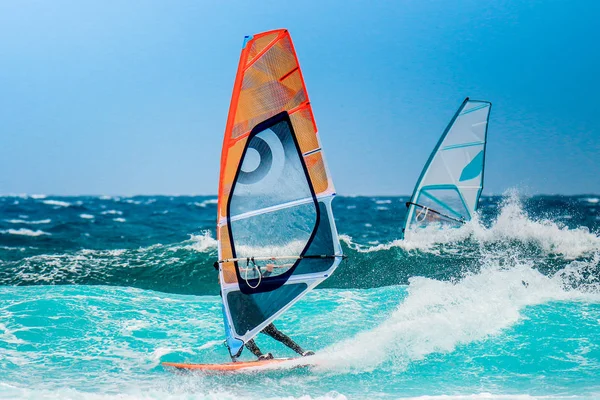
[216,30,342,358]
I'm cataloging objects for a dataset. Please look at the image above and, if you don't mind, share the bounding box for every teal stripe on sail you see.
[459,151,484,182]
[442,141,484,151]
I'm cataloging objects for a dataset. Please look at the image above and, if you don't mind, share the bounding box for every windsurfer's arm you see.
[261,263,275,277]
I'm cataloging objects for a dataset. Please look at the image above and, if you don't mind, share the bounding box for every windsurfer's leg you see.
[262,323,313,356]
[244,339,273,360]
[244,339,263,357]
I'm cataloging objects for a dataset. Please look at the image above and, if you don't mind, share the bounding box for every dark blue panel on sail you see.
[227,283,308,335]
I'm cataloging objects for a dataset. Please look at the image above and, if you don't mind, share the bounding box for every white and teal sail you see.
[402,98,491,237]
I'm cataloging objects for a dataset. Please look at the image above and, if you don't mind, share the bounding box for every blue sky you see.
[1,1,598,195]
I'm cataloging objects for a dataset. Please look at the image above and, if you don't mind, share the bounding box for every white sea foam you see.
[583,197,599,204]
[101,210,123,215]
[401,395,571,400]
[0,246,26,251]
[1,228,50,237]
[307,256,600,372]
[0,323,26,345]
[30,194,47,199]
[181,231,218,252]
[79,214,95,219]
[344,191,600,259]
[0,384,348,400]
[113,218,126,223]
[375,199,392,204]
[42,200,71,207]
[194,198,218,208]
[6,219,51,225]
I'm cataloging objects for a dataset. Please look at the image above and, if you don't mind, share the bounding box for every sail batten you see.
[216,30,342,358]
[403,98,491,237]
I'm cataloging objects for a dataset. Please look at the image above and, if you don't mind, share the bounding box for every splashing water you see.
[1,193,599,398]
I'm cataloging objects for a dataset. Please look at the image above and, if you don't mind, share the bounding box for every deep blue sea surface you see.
[1,193,600,399]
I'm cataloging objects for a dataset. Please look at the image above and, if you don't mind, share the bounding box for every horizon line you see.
[2,193,600,198]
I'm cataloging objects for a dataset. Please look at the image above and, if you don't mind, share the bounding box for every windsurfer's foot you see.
[258,353,274,360]
[301,351,315,357]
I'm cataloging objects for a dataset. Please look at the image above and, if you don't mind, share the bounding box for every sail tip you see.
[466,98,492,106]
[242,35,254,49]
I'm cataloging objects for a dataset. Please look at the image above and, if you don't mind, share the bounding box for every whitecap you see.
[124,199,142,205]
[113,218,126,223]
[1,228,50,237]
[79,214,95,219]
[181,231,218,252]
[194,198,218,208]
[42,199,71,207]
[6,219,51,225]
[101,210,123,215]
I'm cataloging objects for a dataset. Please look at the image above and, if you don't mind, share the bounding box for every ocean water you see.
[1,192,600,399]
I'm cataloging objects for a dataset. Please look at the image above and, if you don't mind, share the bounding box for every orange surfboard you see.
[162,357,310,373]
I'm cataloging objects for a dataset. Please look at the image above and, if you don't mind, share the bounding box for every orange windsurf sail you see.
[215,29,343,358]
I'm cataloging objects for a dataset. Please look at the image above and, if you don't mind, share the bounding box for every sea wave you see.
[342,191,600,259]
[194,199,218,208]
[101,210,123,215]
[1,229,51,237]
[0,233,219,293]
[305,255,600,372]
[5,219,51,225]
[41,200,71,207]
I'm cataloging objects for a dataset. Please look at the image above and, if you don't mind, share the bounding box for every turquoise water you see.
[1,193,600,399]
